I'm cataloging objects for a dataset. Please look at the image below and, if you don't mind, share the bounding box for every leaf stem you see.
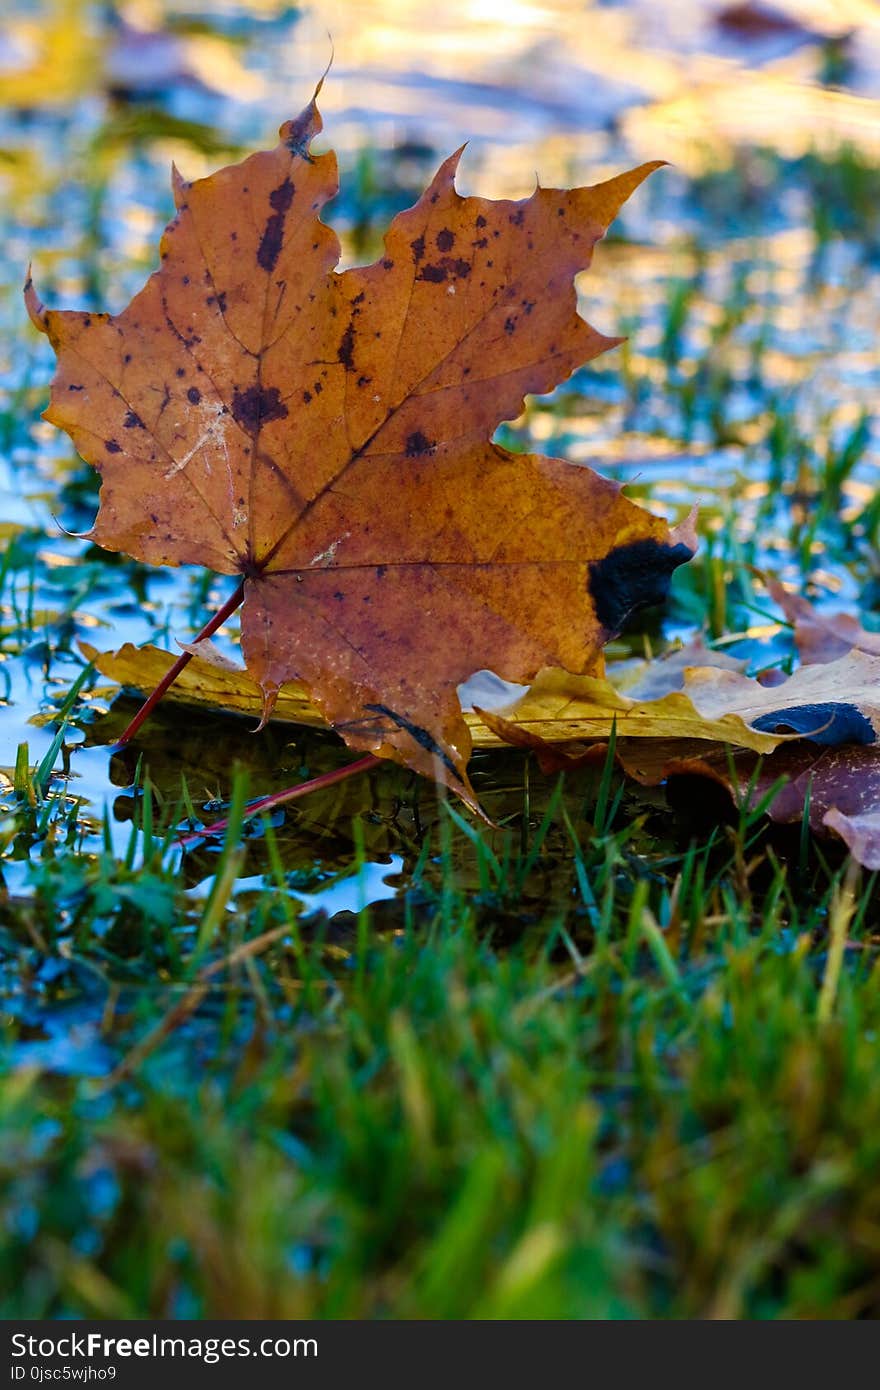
[113,579,246,748]
[175,753,378,850]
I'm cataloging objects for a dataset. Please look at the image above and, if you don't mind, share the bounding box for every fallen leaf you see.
[79,640,323,730]
[84,639,880,753]
[83,630,880,869]
[639,742,880,871]
[81,639,789,757]
[29,88,693,807]
[479,649,880,761]
[765,577,880,665]
[476,666,786,758]
[680,650,880,745]
[615,637,746,699]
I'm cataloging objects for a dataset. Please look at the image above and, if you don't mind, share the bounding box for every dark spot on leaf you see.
[333,591,344,601]
[411,236,425,265]
[376,565,387,579]
[231,385,288,433]
[105,439,122,453]
[187,387,201,405]
[123,354,132,364]
[476,214,487,228]
[257,177,295,273]
[352,291,365,307]
[419,256,472,285]
[405,430,436,458]
[504,316,516,335]
[752,703,876,747]
[383,258,394,269]
[176,367,186,378]
[68,383,84,392]
[123,410,144,428]
[589,538,694,636]
[473,236,488,249]
[509,209,525,227]
[357,375,370,387]
[182,275,190,286]
[338,323,356,370]
[271,180,294,212]
[82,316,91,327]
[436,228,455,251]
[303,390,312,403]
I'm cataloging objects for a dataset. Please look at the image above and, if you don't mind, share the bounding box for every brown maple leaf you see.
[26,87,694,807]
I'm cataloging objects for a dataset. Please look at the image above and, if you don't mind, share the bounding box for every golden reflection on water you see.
[5,0,880,182]
[282,0,880,175]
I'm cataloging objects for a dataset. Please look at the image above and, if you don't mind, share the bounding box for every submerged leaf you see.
[30,90,691,806]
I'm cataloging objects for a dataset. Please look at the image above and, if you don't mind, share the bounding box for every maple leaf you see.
[27,88,694,807]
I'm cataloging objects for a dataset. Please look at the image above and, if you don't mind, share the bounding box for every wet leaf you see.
[479,649,880,761]
[30,90,692,808]
[82,639,781,756]
[79,640,323,730]
[477,669,783,758]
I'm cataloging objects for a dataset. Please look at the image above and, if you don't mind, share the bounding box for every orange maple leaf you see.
[26,87,694,808]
